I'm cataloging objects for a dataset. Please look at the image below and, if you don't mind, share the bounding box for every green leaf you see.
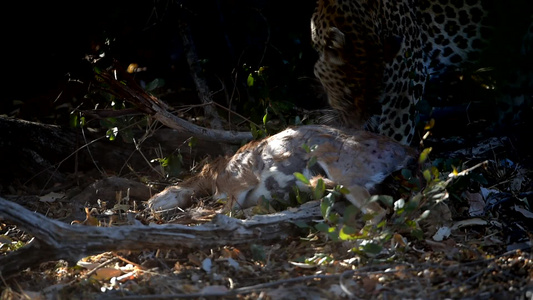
[145,78,165,91]
[293,186,309,204]
[313,178,325,200]
[293,221,309,229]
[69,113,79,128]
[165,154,183,177]
[419,147,432,164]
[250,244,265,262]
[314,222,330,233]
[369,195,393,207]
[159,157,170,167]
[250,123,265,140]
[431,166,440,179]
[328,212,340,224]
[337,186,350,195]
[307,156,317,168]
[247,73,254,87]
[301,143,311,153]
[405,198,419,213]
[294,172,310,185]
[405,219,418,229]
[362,242,382,255]
[188,137,198,149]
[377,219,387,229]
[342,205,361,227]
[106,127,118,141]
[250,123,259,139]
[423,169,432,182]
[410,228,424,240]
[320,193,335,219]
[342,204,358,223]
[401,168,412,180]
[262,109,269,126]
[100,117,117,128]
[320,198,331,219]
[339,225,357,240]
[362,212,378,222]
[120,128,134,143]
[424,118,435,130]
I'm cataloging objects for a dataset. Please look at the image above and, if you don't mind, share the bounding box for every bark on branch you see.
[0,197,321,278]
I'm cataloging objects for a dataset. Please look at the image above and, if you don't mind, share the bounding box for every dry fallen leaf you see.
[71,207,99,226]
[451,218,488,230]
[226,257,240,270]
[393,233,407,248]
[289,261,317,269]
[513,205,533,219]
[393,265,409,280]
[77,261,100,270]
[432,227,451,241]
[425,238,458,253]
[221,247,245,260]
[39,192,65,203]
[92,268,123,281]
[464,191,485,217]
[362,275,380,293]
[202,258,212,273]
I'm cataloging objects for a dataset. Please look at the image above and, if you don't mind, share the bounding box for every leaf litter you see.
[1,143,532,299]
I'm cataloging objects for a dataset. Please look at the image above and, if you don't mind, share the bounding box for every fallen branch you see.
[98,66,252,144]
[0,197,321,278]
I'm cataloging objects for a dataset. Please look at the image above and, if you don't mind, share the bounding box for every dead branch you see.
[179,20,224,131]
[98,66,252,144]
[0,197,321,278]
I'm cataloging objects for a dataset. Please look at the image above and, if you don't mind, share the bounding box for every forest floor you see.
[1,127,532,299]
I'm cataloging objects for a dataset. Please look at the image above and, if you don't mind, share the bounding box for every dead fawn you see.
[148,125,417,221]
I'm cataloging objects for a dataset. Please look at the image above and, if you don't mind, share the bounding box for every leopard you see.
[311,0,533,145]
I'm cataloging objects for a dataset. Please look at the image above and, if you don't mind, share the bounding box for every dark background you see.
[3,0,321,125]
[2,1,532,139]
